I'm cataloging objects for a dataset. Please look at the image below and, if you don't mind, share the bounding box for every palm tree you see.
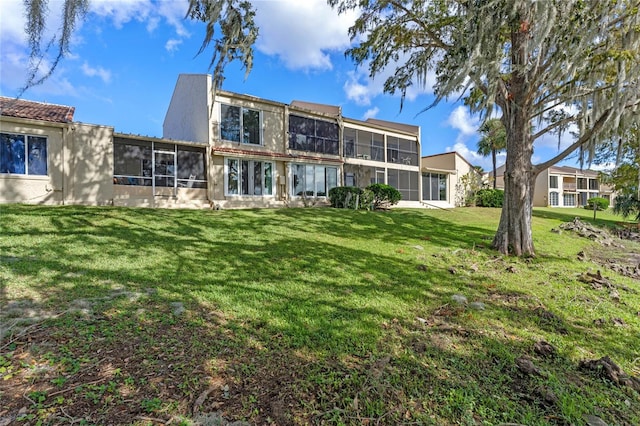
[477,118,507,189]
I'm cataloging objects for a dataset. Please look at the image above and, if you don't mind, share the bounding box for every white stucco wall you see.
[163,74,211,144]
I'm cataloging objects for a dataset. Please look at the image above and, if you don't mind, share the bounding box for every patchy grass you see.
[0,204,638,425]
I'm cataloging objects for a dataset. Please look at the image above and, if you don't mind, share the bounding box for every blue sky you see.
[1,0,585,171]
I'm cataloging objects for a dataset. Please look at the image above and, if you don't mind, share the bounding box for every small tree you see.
[477,119,506,189]
[455,171,484,207]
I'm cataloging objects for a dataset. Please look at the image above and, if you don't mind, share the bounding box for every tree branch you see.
[532,109,613,174]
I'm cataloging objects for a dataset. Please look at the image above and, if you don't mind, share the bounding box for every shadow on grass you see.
[1,204,638,425]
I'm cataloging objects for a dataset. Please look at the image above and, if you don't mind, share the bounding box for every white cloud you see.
[252,0,355,71]
[447,106,480,140]
[81,62,112,83]
[342,55,437,106]
[363,107,379,120]
[165,39,183,52]
[89,0,153,29]
[0,0,28,44]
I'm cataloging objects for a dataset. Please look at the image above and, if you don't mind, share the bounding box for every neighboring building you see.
[163,73,422,209]
[0,97,114,206]
[421,151,482,208]
[493,164,616,207]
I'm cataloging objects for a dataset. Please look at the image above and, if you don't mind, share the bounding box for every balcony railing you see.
[563,183,577,191]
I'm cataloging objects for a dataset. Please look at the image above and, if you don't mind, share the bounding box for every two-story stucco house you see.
[162,73,423,209]
[3,74,426,209]
[493,164,616,208]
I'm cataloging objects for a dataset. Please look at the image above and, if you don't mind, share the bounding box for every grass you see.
[0,204,639,425]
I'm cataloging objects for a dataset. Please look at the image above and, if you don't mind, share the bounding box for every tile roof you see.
[0,96,75,124]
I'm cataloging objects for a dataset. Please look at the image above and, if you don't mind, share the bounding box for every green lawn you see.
[1,204,638,425]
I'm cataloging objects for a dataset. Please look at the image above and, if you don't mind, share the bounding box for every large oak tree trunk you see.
[491,126,536,256]
[492,21,537,256]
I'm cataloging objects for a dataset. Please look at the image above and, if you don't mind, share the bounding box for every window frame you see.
[288,115,339,156]
[220,104,263,146]
[290,163,338,198]
[0,132,48,176]
[224,157,275,197]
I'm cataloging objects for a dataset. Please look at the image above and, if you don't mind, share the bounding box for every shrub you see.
[328,186,374,210]
[585,197,609,211]
[475,188,504,207]
[366,183,402,209]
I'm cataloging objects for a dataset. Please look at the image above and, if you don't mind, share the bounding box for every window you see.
[563,193,576,206]
[387,136,419,165]
[588,179,599,190]
[549,175,558,189]
[288,115,339,155]
[579,192,588,206]
[1,133,47,176]
[220,104,261,145]
[577,178,587,190]
[291,164,338,197]
[422,173,447,201]
[549,191,559,206]
[225,158,273,196]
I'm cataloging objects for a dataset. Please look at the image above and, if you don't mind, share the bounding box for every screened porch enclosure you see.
[113,138,207,196]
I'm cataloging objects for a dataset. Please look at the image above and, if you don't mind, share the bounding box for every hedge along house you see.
[420,151,482,208]
[0,96,114,206]
[163,73,422,209]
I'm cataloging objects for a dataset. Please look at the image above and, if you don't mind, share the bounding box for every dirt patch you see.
[555,218,640,281]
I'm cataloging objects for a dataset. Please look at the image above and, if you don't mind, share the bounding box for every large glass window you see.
[225,158,274,196]
[579,192,588,206]
[549,191,559,206]
[588,179,599,190]
[288,115,339,155]
[291,164,338,197]
[549,175,558,189]
[1,133,47,176]
[563,193,576,206]
[422,173,447,201]
[113,139,206,188]
[220,104,261,145]
[387,137,419,166]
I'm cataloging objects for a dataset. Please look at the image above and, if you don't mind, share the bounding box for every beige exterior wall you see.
[163,74,211,144]
[212,93,287,154]
[0,118,66,204]
[64,123,114,205]
[422,152,456,171]
[421,152,480,207]
[1,118,113,206]
[532,169,550,207]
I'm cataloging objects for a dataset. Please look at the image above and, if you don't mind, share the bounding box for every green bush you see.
[585,197,609,210]
[366,183,402,209]
[475,188,504,207]
[328,186,374,210]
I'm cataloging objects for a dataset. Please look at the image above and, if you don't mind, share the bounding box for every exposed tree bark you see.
[492,20,536,256]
